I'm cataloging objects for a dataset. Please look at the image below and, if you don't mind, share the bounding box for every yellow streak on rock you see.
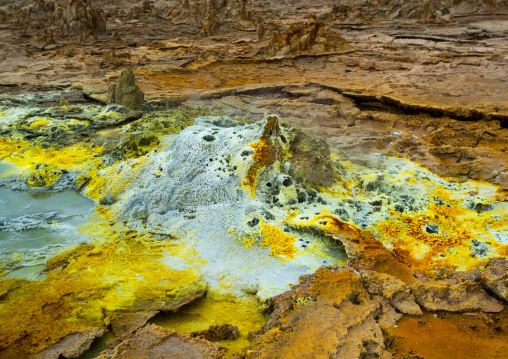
[242,138,277,198]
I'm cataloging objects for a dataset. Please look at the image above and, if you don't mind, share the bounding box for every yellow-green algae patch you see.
[115,106,216,159]
[81,155,153,203]
[151,296,267,357]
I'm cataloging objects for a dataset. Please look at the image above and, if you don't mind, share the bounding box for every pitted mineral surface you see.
[100,114,508,296]
[100,114,349,300]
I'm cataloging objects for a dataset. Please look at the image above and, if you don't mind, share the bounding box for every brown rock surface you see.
[361,270,423,316]
[411,280,504,312]
[385,311,508,359]
[481,258,508,302]
[108,69,145,111]
[284,124,336,188]
[97,324,225,359]
[34,328,105,359]
[245,267,399,359]
[110,311,159,337]
[191,324,240,341]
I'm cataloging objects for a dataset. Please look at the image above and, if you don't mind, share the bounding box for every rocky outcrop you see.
[411,280,504,312]
[52,0,106,35]
[34,328,105,359]
[258,14,352,58]
[166,0,253,32]
[241,261,508,358]
[481,258,508,302]
[245,267,399,359]
[108,69,145,111]
[191,324,240,341]
[283,124,335,188]
[361,271,422,316]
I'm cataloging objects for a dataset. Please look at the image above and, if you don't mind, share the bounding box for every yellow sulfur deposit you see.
[82,154,150,202]
[7,142,102,170]
[242,137,278,197]
[259,221,297,259]
[151,296,267,357]
[372,200,508,272]
[0,137,29,162]
[27,163,63,187]
[0,217,206,355]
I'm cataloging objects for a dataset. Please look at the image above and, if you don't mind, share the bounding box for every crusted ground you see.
[1,0,508,358]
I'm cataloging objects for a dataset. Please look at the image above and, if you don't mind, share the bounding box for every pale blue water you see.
[0,187,95,280]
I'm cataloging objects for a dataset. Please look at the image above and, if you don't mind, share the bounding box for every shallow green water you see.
[0,187,94,218]
[0,187,95,280]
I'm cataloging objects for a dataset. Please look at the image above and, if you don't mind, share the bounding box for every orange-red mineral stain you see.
[242,137,277,197]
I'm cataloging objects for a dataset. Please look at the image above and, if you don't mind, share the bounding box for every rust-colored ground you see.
[387,311,508,359]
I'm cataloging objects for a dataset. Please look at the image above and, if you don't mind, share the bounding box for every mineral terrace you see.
[1,0,508,358]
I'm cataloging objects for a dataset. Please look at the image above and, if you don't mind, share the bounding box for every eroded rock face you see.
[284,124,335,188]
[191,324,240,341]
[110,311,159,337]
[361,270,422,316]
[53,0,106,35]
[97,324,225,359]
[411,280,504,312]
[245,267,399,359]
[108,69,145,111]
[371,0,502,21]
[239,259,508,358]
[34,328,105,359]
[481,258,508,302]
[259,14,352,57]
